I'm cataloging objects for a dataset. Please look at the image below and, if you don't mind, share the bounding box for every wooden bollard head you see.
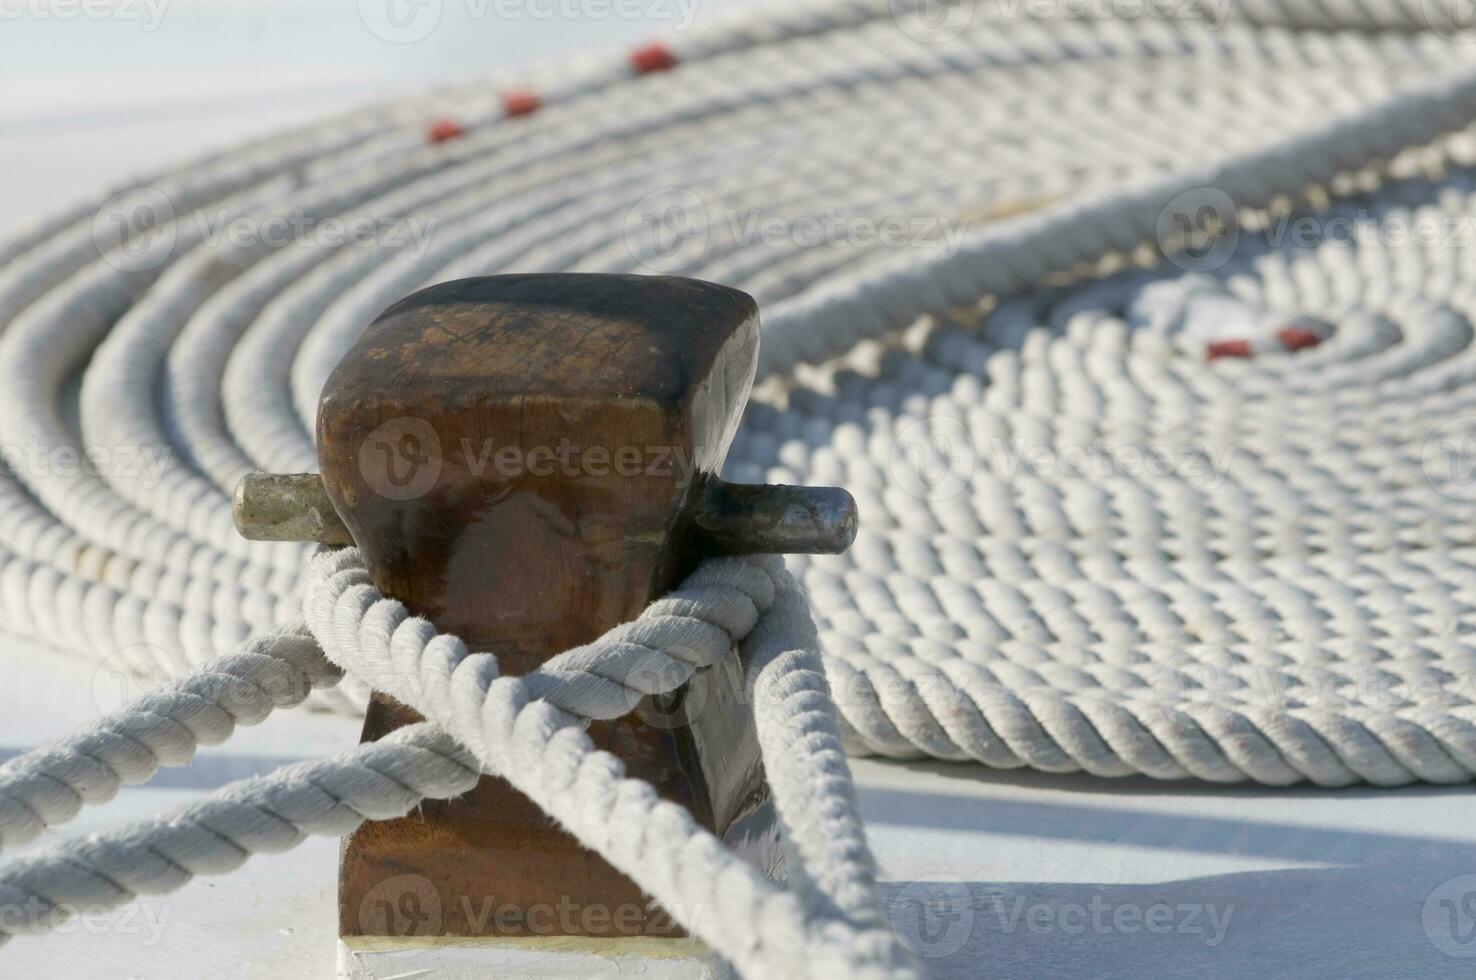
[298,274,831,944]
[316,273,759,660]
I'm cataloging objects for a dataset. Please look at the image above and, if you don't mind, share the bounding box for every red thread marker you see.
[631,42,678,74]
[427,119,464,143]
[1276,326,1322,352]
[1206,339,1252,361]
[502,89,541,117]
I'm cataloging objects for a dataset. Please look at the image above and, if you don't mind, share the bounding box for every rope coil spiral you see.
[1,0,1474,785]
[5,0,1476,973]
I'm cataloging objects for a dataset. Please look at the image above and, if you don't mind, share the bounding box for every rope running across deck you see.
[0,552,912,977]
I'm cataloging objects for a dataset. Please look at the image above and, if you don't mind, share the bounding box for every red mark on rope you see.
[427,119,464,143]
[1206,339,1252,361]
[631,42,678,74]
[1276,326,1322,352]
[502,89,541,117]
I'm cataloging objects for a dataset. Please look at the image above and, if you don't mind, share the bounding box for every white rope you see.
[0,722,479,944]
[304,547,915,979]
[0,552,911,976]
[744,570,889,931]
[6,0,1476,971]
[0,627,335,852]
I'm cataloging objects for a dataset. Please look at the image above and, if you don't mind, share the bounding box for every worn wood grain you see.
[318,275,781,939]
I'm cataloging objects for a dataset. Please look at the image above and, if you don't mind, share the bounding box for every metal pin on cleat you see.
[235,472,857,555]
[234,273,857,979]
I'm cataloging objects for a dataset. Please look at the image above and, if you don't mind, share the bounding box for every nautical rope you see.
[6,0,1476,971]
[0,627,334,852]
[744,575,888,931]
[0,722,479,944]
[0,551,913,978]
[0,0,1458,666]
[304,547,915,978]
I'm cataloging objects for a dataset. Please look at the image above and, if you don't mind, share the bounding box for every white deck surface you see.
[3,4,1475,976]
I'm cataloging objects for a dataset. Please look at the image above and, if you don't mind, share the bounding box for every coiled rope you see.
[5,0,1476,970]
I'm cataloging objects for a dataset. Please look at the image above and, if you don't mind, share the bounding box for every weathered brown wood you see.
[317,274,782,940]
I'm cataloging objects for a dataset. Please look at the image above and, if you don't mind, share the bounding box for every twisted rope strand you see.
[0,722,478,945]
[0,627,338,852]
[304,547,918,980]
[744,568,891,933]
[0,553,906,974]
